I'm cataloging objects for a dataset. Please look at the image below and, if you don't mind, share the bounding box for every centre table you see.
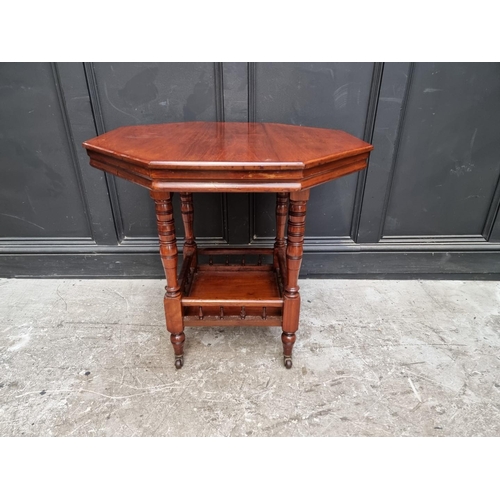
[83,122,373,369]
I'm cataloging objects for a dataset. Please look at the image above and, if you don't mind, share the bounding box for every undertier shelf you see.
[181,263,284,327]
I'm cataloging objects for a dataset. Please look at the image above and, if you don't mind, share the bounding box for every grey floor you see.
[1,277,499,437]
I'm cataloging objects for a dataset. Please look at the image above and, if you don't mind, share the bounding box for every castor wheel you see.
[175,356,184,369]
[284,357,292,369]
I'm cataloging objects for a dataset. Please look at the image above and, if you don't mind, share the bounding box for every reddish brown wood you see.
[184,316,282,327]
[83,122,373,369]
[182,298,282,307]
[274,193,289,269]
[153,193,185,368]
[180,192,197,271]
[180,193,195,252]
[281,190,309,368]
[178,253,194,296]
[83,122,373,193]
[187,269,281,301]
[84,122,372,167]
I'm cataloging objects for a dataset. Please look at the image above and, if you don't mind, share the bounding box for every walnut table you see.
[83,122,373,369]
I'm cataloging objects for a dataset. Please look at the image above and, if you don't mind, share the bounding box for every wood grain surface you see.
[83,122,372,192]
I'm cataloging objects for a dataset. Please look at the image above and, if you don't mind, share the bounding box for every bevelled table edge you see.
[83,151,371,193]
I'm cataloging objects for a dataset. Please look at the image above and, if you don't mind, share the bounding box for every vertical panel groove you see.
[248,62,256,123]
[50,63,94,239]
[350,62,384,242]
[362,63,385,144]
[377,62,415,241]
[247,62,257,243]
[83,62,123,241]
[248,62,257,242]
[214,62,225,122]
[214,62,228,242]
[83,63,106,135]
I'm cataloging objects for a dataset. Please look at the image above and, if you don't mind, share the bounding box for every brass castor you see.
[175,356,184,369]
[284,357,292,369]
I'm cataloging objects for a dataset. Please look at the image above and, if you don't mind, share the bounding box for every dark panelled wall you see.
[1,62,500,278]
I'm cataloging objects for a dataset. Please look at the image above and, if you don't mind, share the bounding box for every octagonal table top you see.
[83,122,373,192]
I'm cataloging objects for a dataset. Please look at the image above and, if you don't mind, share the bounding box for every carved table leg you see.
[153,193,185,369]
[282,190,309,369]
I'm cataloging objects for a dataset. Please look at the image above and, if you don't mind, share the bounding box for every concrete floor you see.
[1,277,499,436]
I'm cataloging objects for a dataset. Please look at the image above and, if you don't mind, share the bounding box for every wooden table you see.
[83,122,373,369]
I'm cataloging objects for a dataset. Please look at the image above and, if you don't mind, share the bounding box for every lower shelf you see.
[181,264,283,327]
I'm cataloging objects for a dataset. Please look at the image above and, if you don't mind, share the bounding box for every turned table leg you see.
[153,193,185,369]
[282,190,309,369]
[180,192,197,267]
[274,192,289,270]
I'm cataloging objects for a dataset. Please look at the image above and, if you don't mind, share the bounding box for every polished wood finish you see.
[83,122,372,193]
[180,192,197,270]
[282,190,310,368]
[83,122,373,369]
[188,269,280,301]
[274,193,289,269]
[183,266,282,324]
[154,195,185,368]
